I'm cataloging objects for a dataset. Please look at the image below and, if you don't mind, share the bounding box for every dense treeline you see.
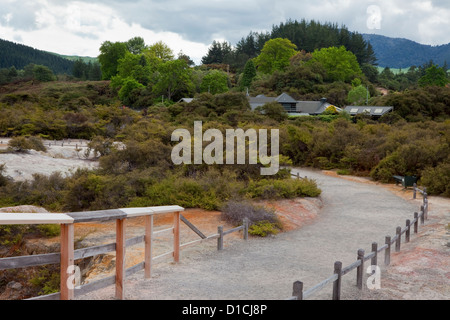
[202,19,377,72]
[0,39,74,74]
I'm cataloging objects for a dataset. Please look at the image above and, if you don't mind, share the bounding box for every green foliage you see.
[153,59,194,101]
[244,177,321,199]
[201,41,233,65]
[118,77,145,106]
[240,59,257,90]
[418,65,449,87]
[309,46,362,82]
[254,38,297,74]
[8,136,46,153]
[200,70,229,95]
[259,102,288,122]
[32,65,55,82]
[98,41,128,80]
[249,221,280,237]
[0,39,74,74]
[29,267,60,295]
[348,85,369,105]
[419,161,450,197]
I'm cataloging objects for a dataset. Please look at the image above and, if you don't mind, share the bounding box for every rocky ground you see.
[0,138,98,181]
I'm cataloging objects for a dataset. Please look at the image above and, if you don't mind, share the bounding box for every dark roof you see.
[248,94,279,110]
[248,93,343,115]
[276,93,297,104]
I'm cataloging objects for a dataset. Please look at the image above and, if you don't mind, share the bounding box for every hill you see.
[0,39,74,74]
[362,34,450,68]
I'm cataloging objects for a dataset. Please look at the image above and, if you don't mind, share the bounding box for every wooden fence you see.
[0,206,248,300]
[287,187,429,300]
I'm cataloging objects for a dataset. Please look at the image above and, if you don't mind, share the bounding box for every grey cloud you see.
[0,1,41,31]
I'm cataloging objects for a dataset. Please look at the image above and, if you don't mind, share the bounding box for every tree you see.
[200,70,229,95]
[348,85,370,105]
[153,59,194,101]
[33,65,55,82]
[254,38,297,74]
[418,65,449,87]
[146,41,174,62]
[240,59,257,90]
[118,77,145,106]
[309,46,362,82]
[98,41,128,80]
[201,41,233,65]
[126,37,147,55]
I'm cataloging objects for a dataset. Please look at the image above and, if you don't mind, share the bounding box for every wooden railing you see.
[0,206,248,300]
[286,188,429,300]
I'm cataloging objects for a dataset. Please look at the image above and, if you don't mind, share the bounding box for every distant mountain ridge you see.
[362,34,450,69]
[0,39,75,74]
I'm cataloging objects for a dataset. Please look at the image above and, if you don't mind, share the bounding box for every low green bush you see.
[249,220,281,237]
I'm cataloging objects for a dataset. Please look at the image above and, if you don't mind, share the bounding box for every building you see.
[248,92,341,116]
[343,106,394,118]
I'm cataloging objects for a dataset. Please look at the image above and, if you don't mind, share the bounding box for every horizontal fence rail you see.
[0,206,249,300]
[287,189,429,300]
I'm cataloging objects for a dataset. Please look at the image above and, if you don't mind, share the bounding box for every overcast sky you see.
[1,0,450,64]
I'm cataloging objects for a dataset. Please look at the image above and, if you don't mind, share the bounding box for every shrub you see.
[244,177,321,199]
[249,220,280,237]
[8,136,46,153]
[419,162,450,197]
[221,200,281,227]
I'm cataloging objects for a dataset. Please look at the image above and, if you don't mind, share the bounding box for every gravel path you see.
[78,168,424,300]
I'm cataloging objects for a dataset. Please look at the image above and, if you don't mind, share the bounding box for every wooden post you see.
[413,183,417,199]
[333,261,342,300]
[292,281,303,300]
[217,226,224,251]
[385,236,391,266]
[414,212,418,234]
[371,242,378,268]
[144,215,153,279]
[395,226,401,252]
[173,212,180,263]
[115,218,126,300]
[356,249,365,290]
[405,219,411,243]
[420,206,425,225]
[424,198,428,220]
[60,223,74,300]
[296,172,300,180]
[243,218,249,241]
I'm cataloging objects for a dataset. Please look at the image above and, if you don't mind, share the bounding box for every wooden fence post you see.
[414,212,418,234]
[356,249,365,290]
[292,281,303,300]
[420,206,425,225]
[115,218,126,300]
[371,242,378,268]
[413,183,417,199]
[144,215,153,279]
[385,236,391,266]
[60,223,74,300]
[243,218,249,241]
[424,197,428,220]
[333,261,342,300]
[173,212,180,263]
[406,219,411,243]
[217,226,224,251]
[395,227,401,252]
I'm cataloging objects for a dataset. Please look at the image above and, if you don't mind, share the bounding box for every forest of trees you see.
[0,39,74,74]
[201,19,377,72]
